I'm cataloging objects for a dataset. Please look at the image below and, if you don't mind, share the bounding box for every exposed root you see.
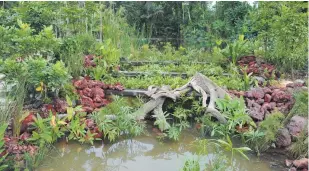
[134,73,230,123]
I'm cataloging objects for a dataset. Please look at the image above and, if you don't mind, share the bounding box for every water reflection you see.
[38,128,274,171]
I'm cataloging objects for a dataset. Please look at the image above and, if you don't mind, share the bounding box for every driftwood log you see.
[132,73,230,123]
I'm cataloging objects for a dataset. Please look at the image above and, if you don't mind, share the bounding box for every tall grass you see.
[6,76,27,137]
[101,5,145,57]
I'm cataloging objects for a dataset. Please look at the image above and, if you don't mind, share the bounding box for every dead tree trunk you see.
[133,73,229,123]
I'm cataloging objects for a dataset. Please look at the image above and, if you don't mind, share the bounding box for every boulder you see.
[287,115,308,137]
[275,128,291,148]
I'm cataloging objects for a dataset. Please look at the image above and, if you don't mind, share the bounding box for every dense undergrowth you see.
[0,1,308,170]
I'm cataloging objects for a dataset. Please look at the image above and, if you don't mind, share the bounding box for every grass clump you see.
[91,96,145,142]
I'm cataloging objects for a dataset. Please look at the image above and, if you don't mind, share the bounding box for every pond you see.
[37,126,283,171]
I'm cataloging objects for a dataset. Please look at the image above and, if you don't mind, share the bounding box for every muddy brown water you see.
[38,126,285,171]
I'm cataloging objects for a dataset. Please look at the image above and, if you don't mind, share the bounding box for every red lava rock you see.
[85,119,95,128]
[256,98,264,105]
[94,102,105,108]
[82,106,94,113]
[245,91,253,98]
[54,98,68,113]
[41,104,56,115]
[262,87,272,94]
[246,99,255,107]
[293,158,309,169]
[270,102,276,108]
[91,127,103,139]
[264,94,272,103]
[83,87,93,97]
[93,96,103,103]
[20,113,35,133]
[84,55,96,68]
[91,87,105,98]
[19,132,31,141]
[249,107,264,121]
[272,91,291,103]
[261,103,272,112]
[237,56,276,78]
[108,82,124,91]
[102,99,110,106]
[81,96,95,108]
[252,88,265,99]
[73,77,124,112]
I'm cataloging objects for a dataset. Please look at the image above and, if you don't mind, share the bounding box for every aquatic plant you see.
[182,157,200,171]
[91,96,145,142]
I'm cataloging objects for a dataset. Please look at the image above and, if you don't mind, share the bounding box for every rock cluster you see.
[238,56,276,78]
[286,158,309,171]
[243,87,294,121]
[73,77,124,113]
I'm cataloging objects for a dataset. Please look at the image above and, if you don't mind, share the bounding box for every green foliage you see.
[153,111,171,132]
[251,2,308,72]
[182,137,251,170]
[0,124,8,170]
[181,157,200,171]
[241,110,285,155]
[59,34,95,78]
[1,58,71,99]
[91,96,145,142]
[241,66,254,91]
[167,125,181,141]
[289,90,308,117]
[289,130,308,158]
[99,39,121,66]
[47,61,71,94]
[243,129,266,155]
[220,35,250,65]
[90,66,107,81]
[0,59,27,80]
[0,21,59,59]
[214,135,251,162]
[259,111,284,143]
[23,145,51,170]
[283,90,308,125]
[215,95,255,136]
[66,113,86,143]
[28,113,66,148]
